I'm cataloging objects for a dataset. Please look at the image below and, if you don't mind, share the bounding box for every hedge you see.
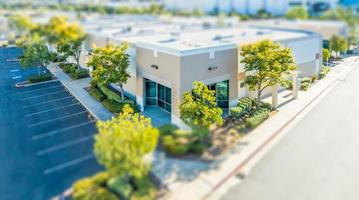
[98,84,122,103]
[158,124,179,136]
[108,175,133,200]
[28,74,52,83]
[59,63,76,73]
[70,69,89,80]
[102,99,138,113]
[89,87,106,102]
[131,177,157,200]
[230,97,254,118]
[319,66,331,79]
[245,108,270,129]
[72,172,118,200]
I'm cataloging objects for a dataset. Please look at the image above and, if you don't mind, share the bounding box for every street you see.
[222,61,359,200]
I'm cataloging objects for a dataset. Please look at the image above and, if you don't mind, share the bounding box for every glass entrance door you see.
[144,78,172,113]
[207,80,229,109]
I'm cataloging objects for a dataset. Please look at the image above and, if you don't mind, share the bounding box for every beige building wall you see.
[180,48,240,107]
[136,47,181,118]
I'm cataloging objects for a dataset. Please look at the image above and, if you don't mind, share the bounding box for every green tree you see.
[179,81,223,129]
[57,35,86,70]
[285,6,309,20]
[94,105,159,179]
[322,48,330,65]
[19,35,51,76]
[8,14,36,35]
[330,35,348,58]
[87,44,130,100]
[240,40,296,102]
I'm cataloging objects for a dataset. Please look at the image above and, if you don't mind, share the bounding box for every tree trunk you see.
[119,84,125,100]
[257,90,262,105]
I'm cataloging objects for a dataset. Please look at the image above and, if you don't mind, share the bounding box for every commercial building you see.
[84,23,322,127]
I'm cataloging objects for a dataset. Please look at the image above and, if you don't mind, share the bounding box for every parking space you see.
[0,47,102,200]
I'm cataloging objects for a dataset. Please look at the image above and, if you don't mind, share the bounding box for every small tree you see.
[330,35,348,58]
[240,40,296,102]
[19,35,51,76]
[87,44,130,100]
[285,6,309,20]
[8,14,37,35]
[94,105,159,179]
[323,48,330,65]
[57,35,86,70]
[179,81,223,129]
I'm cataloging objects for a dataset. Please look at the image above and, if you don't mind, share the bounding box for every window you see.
[144,78,171,113]
[207,80,229,109]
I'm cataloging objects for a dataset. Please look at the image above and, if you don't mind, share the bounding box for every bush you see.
[131,177,157,200]
[158,124,179,136]
[318,66,331,79]
[108,175,133,200]
[72,172,118,200]
[98,84,122,103]
[256,101,272,110]
[230,97,254,118]
[59,63,77,73]
[28,73,52,83]
[71,69,89,80]
[89,87,106,102]
[102,99,138,113]
[162,135,189,156]
[310,75,318,83]
[245,108,270,129]
[189,143,206,155]
[300,77,311,91]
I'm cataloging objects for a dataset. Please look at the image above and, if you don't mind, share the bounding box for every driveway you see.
[222,62,359,200]
[0,47,102,200]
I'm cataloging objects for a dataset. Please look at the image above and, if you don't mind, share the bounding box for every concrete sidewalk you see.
[47,63,114,121]
[161,56,358,200]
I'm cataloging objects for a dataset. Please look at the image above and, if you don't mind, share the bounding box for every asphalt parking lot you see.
[0,47,102,200]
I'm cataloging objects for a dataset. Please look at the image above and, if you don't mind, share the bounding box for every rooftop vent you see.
[159,38,177,43]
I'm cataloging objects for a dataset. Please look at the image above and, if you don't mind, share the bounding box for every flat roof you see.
[135,27,315,56]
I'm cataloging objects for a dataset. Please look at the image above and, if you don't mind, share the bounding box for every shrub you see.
[300,77,311,91]
[71,69,89,80]
[102,99,138,113]
[59,63,77,73]
[162,135,189,156]
[98,84,122,103]
[256,101,272,110]
[72,172,118,200]
[230,97,254,118]
[131,177,157,200]
[102,99,125,113]
[28,74,52,83]
[319,66,331,79]
[158,124,179,136]
[107,175,133,200]
[245,108,270,129]
[89,87,106,102]
[189,143,206,155]
[310,75,318,83]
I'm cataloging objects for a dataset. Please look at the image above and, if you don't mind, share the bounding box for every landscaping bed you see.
[58,63,89,80]
[88,84,138,114]
[27,73,53,83]
[72,171,157,200]
[158,97,273,160]
[300,66,331,91]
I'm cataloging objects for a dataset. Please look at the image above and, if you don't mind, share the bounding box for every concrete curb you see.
[203,59,358,199]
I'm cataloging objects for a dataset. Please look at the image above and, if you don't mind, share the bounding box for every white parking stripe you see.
[37,135,93,156]
[25,103,80,117]
[43,154,94,175]
[22,96,74,109]
[33,121,96,140]
[21,91,67,100]
[28,111,88,128]
[12,75,21,79]
[18,84,63,95]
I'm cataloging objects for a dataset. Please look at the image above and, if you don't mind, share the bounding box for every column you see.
[272,84,278,109]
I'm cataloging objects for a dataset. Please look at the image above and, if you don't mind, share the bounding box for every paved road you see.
[222,62,359,200]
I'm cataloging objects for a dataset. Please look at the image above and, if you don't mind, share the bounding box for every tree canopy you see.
[285,6,309,20]
[8,14,37,35]
[94,105,159,179]
[322,48,330,62]
[330,35,348,58]
[87,44,130,99]
[240,40,296,101]
[179,81,223,129]
[19,35,51,76]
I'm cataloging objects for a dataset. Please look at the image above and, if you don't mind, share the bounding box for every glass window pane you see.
[217,80,229,101]
[165,87,171,103]
[158,85,165,100]
[145,80,156,98]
